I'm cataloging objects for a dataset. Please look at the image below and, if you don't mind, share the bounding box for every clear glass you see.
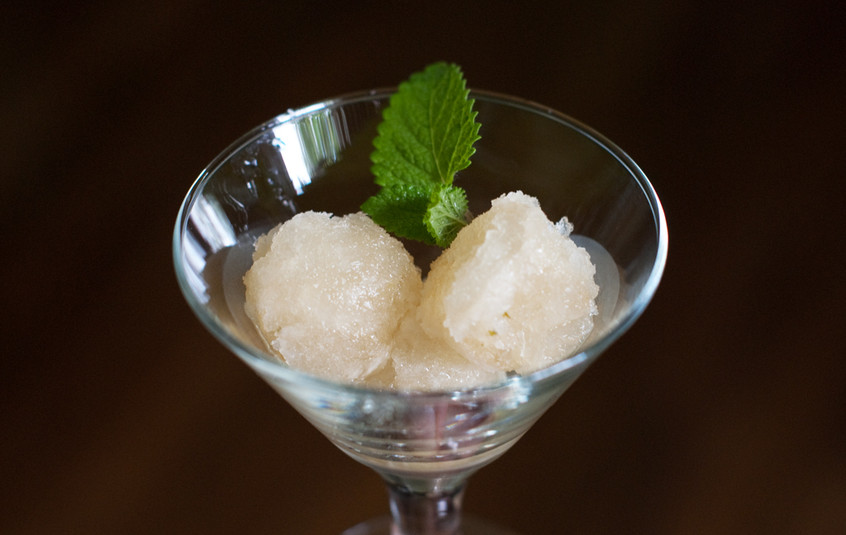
[173,89,668,534]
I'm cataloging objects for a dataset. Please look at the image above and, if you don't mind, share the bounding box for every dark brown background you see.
[2,1,844,533]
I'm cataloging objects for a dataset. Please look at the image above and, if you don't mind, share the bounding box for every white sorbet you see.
[243,211,422,384]
[417,191,599,375]
[373,313,506,391]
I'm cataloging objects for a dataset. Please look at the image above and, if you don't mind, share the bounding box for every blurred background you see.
[2,1,844,533]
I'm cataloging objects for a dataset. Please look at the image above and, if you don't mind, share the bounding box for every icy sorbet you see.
[243,192,599,390]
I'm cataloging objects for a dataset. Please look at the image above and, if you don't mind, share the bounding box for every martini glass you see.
[173,89,667,534]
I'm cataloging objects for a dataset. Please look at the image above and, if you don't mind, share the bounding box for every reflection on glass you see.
[272,109,345,194]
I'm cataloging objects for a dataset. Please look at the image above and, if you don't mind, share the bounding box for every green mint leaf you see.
[363,62,480,247]
[425,184,469,248]
[372,62,480,186]
[360,184,436,245]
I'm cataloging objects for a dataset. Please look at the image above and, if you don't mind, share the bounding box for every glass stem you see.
[387,482,466,535]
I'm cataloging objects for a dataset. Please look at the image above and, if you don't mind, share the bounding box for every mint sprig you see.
[425,184,468,247]
[362,62,481,247]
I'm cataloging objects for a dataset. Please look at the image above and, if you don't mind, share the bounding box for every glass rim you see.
[172,88,668,398]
